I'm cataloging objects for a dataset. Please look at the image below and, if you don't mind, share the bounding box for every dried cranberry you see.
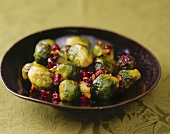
[87,68,94,76]
[95,69,106,77]
[52,92,60,101]
[39,90,52,102]
[77,79,82,85]
[80,71,88,77]
[103,44,112,49]
[53,74,63,85]
[84,78,92,87]
[47,57,54,68]
[53,44,60,51]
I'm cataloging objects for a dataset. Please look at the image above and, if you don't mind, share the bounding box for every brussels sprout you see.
[55,61,80,80]
[66,36,90,47]
[68,44,93,68]
[28,64,53,89]
[59,80,80,102]
[33,39,55,65]
[94,55,115,74]
[57,46,69,64]
[38,39,55,47]
[33,43,52,65]
[22,63,34,80]
[118,69,141,89]
[92,42,114,59]
[91,74,119,101]
[117,55,136,70]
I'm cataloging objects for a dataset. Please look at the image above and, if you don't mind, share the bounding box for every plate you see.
[0,27,161,110]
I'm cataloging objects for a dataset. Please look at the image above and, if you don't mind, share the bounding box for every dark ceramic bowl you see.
[0,27,161,110]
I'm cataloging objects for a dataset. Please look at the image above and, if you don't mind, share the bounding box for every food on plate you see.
[93,55,116,74]
[21,36,141,105]
[55,61,80,80]
[66,36,90,47]
[91,74,119,101]
[117,69,141,89]
[59,80,80,102]
[33,39,55,65]
[27,64,53,89]
[68,44,93,68]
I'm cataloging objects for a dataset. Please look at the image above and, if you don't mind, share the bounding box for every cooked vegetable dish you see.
[21,36,141,105]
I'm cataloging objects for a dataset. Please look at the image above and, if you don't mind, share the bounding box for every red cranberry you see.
[80,71,88,77]
[103,44,112,49]
[51,53,58,60]
[39,90,52,102]
[80,94,88,103]
[87,68,94,76]
[47,57,54,68]
[84,78,92,87]
[53,74,63,85]
[52,92,60,101]
[53,44,60,51]
[95,69,106,77]
[119,81,125,92]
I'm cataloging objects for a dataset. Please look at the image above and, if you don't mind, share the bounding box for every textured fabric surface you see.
[0,0,170,133]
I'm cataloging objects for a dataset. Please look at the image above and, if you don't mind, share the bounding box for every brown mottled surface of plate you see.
[0,27,161,110]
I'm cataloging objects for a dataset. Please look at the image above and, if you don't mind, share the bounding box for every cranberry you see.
[87,68,94,76]
[103,44,112,49]
[80,94,89,103]
[39,90,52,102]
[52,92,60,101]
[40,90,47,96]
[52,44,60,51]
[80,71,88,77]
[84,78,92,87]
[53,74,63,85]
[77,79,82,85]
[50,74,55,79]
[47,57,54,68]
[95,69,106,77]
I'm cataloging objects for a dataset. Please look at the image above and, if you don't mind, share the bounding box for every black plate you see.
[0,27,161,110]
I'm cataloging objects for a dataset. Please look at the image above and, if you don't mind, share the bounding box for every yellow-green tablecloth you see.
[0,0,170,133]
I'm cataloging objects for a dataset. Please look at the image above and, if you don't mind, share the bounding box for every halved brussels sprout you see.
[55,61,80,80]
[33,39,55,65]
[117,69,141,89]
[28,64,53,89]
[66,36,90,47]
[91,74,119,101]
[79,81,91,99]
[68,44,93,68]
[94,55,115,74]
[22,63,34,80]
[59,80,80,102]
